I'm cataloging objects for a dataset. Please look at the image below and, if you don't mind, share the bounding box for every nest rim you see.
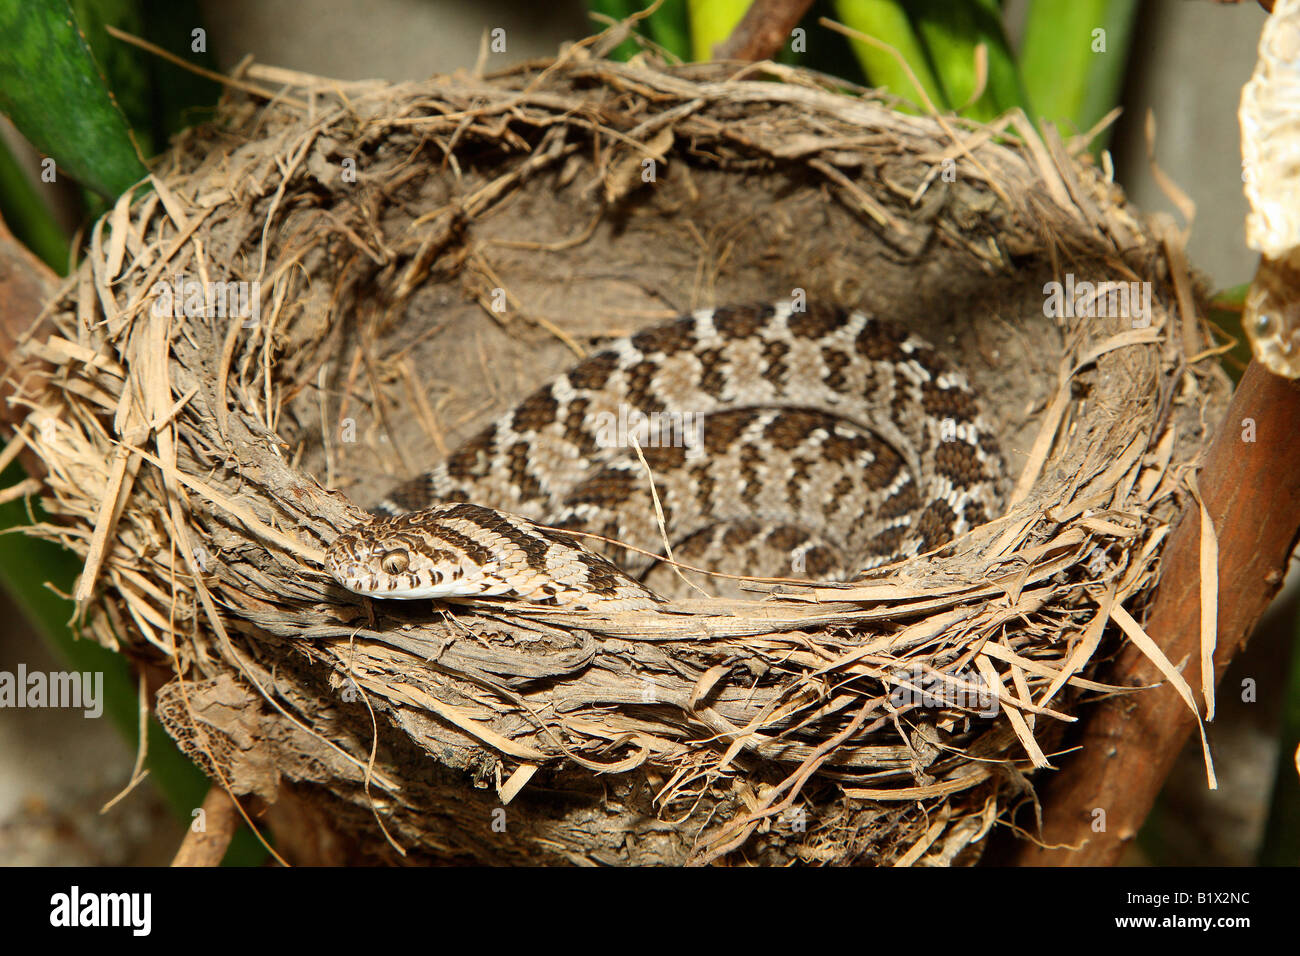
[15,49,1230,865]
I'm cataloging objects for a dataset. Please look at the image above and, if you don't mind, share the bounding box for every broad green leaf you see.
[833,0,948,112]
[1020,0,1138,147]
[0,0,147,198]
[69,0,153,152]
[909,0,1028,121]
[687,0,751,61]
[644,0,691,61]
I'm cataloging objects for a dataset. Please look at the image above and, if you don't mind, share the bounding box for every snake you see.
[325,301,1003,610]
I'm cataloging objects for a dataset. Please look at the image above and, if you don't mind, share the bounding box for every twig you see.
[103,25,308,109]
[714,0,817,62]
[170,785,242,867]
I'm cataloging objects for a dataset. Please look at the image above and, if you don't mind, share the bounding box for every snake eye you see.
[381,549,409,575]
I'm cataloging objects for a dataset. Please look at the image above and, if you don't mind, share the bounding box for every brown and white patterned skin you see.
[325,302,1003,610]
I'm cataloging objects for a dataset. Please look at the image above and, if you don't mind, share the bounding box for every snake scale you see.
[326,301,1003,610]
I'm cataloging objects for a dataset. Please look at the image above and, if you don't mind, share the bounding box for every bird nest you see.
[14,43,1229,865]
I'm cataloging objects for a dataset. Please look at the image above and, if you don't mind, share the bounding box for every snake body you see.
[326,302,1003,609]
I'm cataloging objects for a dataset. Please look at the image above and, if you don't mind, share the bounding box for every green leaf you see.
[908,0,1028,121]
[644,0,691,61]
[1019,0,1138,146]
[686,0,751,62]
[68,0,153,153]
[833,0,949,112]
[0,0,147,198]
[0,135,70,273]
[801,0,868,83]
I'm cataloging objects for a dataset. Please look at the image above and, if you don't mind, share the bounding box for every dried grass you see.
[10,39,1230,865]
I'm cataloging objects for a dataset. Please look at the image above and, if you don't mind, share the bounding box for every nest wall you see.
[16,50,1229,865]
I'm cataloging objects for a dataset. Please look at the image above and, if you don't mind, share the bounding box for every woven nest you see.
[16,45,1229,865]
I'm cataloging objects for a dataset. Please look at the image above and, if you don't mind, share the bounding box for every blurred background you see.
[0,0,1293,865]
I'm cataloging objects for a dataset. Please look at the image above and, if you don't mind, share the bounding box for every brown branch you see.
[1004,360,1300,865]
[0,217,57,382]
[713,0,816,62]
[170,785,242,866]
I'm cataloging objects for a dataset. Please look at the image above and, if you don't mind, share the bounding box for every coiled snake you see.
[326,302,1003,610]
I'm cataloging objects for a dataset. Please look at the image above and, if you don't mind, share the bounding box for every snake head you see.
[325,503,661,610]
[325,512,499,600]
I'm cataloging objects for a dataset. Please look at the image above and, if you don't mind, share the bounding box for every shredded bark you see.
[7,43,1230,865]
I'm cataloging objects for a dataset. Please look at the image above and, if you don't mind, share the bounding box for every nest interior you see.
[17,47,1230,865]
